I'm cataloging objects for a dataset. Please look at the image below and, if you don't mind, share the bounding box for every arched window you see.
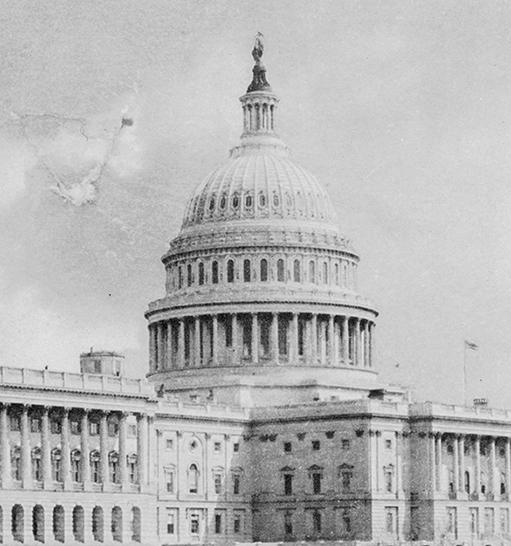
[293,259,301,282]
[227,260,234,283]
[198,262,205,285]
[277,259,285,282]
[335,262,339,285]
[32,447,42,481]
[178,266,183,289]
[12,504,24,543]
[131,507,141,542]
[260,259,268,282]
[53,505,65,543]
[464,470,470,494]
[11,446,21,481]
[212,261,219,284]
[71,449,81,482]
[111,506,122,542]
[128,454,138,484]
[187,264,193,287]
[323,262,328,284]
[72,506,84,543]
[309,261,316,283]
[33,505,45,543]
[92,506,104,543]
[189,464,199,493]
[243,259,251,282]
[51,448,62,482]
[90,451,100,483]
[109,451,120,484]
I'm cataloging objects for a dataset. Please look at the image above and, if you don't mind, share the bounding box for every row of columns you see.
[149,313,375,372]
[370,430,403,496]
[0,404,149,491]
[242,101,275,133]
[430,433,511,497]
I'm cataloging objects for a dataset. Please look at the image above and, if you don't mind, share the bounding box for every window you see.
[470,508,479,536]
[341,508,351,534]
[312,510,322,534]
[166,512,175,535]
[128,454,138,483]
[233,474,241,495]
[32,447,42,481]
[284,512,293,536]
[284,442,292,453]
[31,417,41,433]
[165,468,174,493]
[128,424,137,437]
[51,448,62,482]
[214,442,221,453]
[70,420,80,435]
[190,513,200,535]
[484,507,495,537]
[50,418,62,434]
[214,472,223,494]
[500,508,509,534]
[215,513,222,534]
[386,509,396,535]
[166,439,174,450]
[71,450,81,482]
[385,466,394,492]
[198,262,205,285]
[178,265,183,289]
[243,259,251,282]
[385,439,392,449]
[312,440,320,451]
[284,474,293,495]
[309,260,315,283]
[447,507,457,538]
[312,472,322,494]
[187,263,193,287]
[188,464,199,493]
[233,442,239,453]
[323,262,328,283]
[89,421,99,435]
[342,439,350,450]
[227,260,234,283]
[234,512,242,534]
[109,452,119,483]
[277,258,285,282]
[108,420,119,437]
[293,259,301,282]
[259,258,268,282]
[335,262,339,285]
[11,446,21,480]
[90,451,100,483]
[212,261,219,284]
[341,469,353,492]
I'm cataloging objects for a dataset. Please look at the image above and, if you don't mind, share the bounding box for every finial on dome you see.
[247,32,272,93]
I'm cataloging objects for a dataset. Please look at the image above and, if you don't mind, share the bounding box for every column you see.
[20,405,32,488]
[194,317,201,366]
[459,435,465,493]
[318,318,326,364]
[61,408,71,488]
[369,322,375,368]
[489,437,496,495]
[42,407,52,487]
[119,412,128,490]
[311,314,318,364]
[328,315,335,366]
[506,437,511,499]
[137,413,148,490]
[148,324,155,371]
[204,433,210,500]
[436,434,443,491]
[453,435,459,494]
[364,321,370,367]
[232,314,239,364]
[166,321,173,369]
[271,312,279,364]
[0,404,10,488]
[369,430,376,492]
[375,431,382,491]
[251,313,259,365]
[178,319,185,368]
[359,321,365,368]
[100,412,109,489]
[157,322,164,370]
[212,315,218,367]
[395,431,402,496]
[81,410,90,488]
[291,313,298,363]
[342,316,349,364]
[429,433,436,494]
[475,435,481,497]
[354,318,360,366]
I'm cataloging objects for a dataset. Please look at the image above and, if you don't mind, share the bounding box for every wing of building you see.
[1,39,509,546]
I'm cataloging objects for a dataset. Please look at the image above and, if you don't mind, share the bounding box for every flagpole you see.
[463,342,467,406]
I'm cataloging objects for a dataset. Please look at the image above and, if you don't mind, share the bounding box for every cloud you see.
[0,137,36,209]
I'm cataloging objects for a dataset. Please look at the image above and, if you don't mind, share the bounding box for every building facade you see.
[1,39,511,546]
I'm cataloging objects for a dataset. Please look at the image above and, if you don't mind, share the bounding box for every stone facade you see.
[1,40,510,546]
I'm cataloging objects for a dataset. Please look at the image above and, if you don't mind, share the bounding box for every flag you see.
[465,340,478,351]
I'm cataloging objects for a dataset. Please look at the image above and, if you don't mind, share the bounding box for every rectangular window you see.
[108,421,119,436]
[214,442,221,452]
[298,319,305,356]
[342,471,352,492]
[165,470,174,493]
[215,513,222,534]
[234,513,242,534]
[89,421,99,435]
[233,474,241,495]
[166,511,175,535]
[312,510,322,534]
[214,473,223,494]
[341,439,350,450]
[278,319,288,356]
[385,438,392,449]
[225,317,233,347]
[70,420,80,435]
[312,440,320,451]
[10,415,20,431]
[500,508,509,534]
[284,442,292,453]
[385,469,393,492]
[284,512,293,536]
[312,473,322,494]
[50,419,61,434]
[484,507,495,536]
[190,514,200,535]
[30,417,41,433]
[166,438,174,449]
[284,474,293,495]
[233,442,239,453]
[470,508,479,536]
[341,508,351,534]
[447,507,457,539]
[128,424,137,437]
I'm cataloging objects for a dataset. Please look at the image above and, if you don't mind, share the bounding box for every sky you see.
[1,0,511,407]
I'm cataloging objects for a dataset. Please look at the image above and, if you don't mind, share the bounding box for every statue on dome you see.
[247,32,272,93]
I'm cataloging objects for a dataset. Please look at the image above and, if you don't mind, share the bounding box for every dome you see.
[181,152,337,230]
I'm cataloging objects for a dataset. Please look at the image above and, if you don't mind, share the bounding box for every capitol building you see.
[2,39,511,546]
